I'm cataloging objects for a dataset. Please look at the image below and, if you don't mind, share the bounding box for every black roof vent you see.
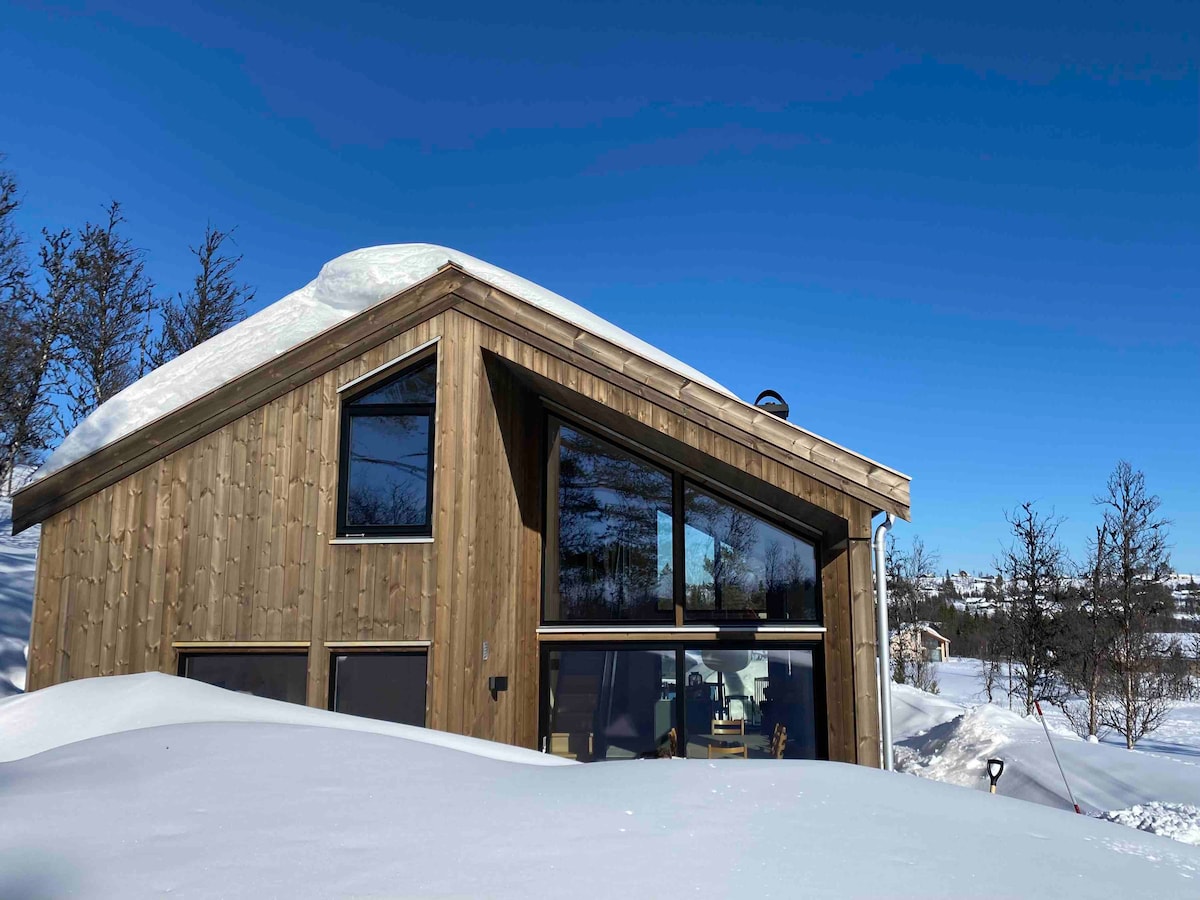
[754,390,789,420]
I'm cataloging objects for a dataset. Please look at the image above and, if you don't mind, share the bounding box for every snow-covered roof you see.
[29,244,736,485]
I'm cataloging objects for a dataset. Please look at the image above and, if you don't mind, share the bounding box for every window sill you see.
[330,536,435,545]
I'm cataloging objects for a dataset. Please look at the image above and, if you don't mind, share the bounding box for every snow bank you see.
[894,664,1200,841]
[1099,803,1200,847]
[0,466,36,695]
[0,671,570,766]
[31,244,734,483]
[1,680,1197,897]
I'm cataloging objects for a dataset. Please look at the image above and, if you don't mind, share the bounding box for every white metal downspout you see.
[874,513,896,771]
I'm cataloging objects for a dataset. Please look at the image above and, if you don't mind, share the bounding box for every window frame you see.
[542,416,678,626]
[542,412,823,627]
[336,356,437,538]
[177,647,311,704]
[680,478,823,626]
[327,647,430,727]
[538,641,827,761]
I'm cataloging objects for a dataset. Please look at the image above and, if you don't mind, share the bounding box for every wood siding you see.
[27,300,884,763]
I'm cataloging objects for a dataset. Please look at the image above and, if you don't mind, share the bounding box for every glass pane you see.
[544,648,676,761]
[346,414,430,527]
[350,360,436,405]
[549,425,673,621]
[331,652,427,726]
[684,484,818,622]
[182,653,308,704]
[683,647,818,760]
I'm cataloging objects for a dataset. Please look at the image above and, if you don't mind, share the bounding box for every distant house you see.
[14,244,911,765]
[891,624,951,663]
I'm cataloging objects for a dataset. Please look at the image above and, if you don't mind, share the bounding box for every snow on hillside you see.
[0,676,1196,898]
[0,467,36,696]
[895,657,1200,846]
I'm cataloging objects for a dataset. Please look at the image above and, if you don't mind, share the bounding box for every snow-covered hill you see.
[0,674,1196,898]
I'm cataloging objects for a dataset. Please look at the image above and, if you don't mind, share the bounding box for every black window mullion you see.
[672,471,685,627]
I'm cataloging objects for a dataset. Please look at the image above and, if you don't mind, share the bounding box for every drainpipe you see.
[874,513,896,771]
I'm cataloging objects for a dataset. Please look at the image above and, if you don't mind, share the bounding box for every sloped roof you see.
[15,247,911,531]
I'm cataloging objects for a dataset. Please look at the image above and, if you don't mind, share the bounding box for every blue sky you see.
[3,1,1197,572]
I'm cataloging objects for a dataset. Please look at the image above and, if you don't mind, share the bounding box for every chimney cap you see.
[754,389,789,420]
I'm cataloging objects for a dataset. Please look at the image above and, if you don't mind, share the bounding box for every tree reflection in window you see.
[339,357,436,534]
[684,484,818,622]
[551,425,673,621]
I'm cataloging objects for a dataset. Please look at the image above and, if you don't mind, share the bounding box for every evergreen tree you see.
[152,224,253,366]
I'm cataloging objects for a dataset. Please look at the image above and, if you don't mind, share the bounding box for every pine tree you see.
[152,225,253,366]
[61,202,157,429]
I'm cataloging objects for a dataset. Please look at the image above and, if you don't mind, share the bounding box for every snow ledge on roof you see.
[27,244,735,485]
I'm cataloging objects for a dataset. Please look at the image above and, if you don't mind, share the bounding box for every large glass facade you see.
[547,424,674,622]
[181,652,308,704]
[543,645,820,761]
[330,651,428,726]
[339,357,436,535]
[545,419,820,625]
[684,484,818,622]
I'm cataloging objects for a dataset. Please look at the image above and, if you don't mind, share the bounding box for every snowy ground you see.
[1,675,1198,898]
[0,467,35,696]
[895,657,1200,846]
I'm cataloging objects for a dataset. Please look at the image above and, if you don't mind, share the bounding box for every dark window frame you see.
[538,641,827,761]
[680,478,823,626]
[177,649,311,704]
[336,356,437,537]
[542,412,823,626]
[542,416,676,626]
[327,648,430,727]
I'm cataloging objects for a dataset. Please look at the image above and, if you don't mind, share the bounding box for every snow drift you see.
[0,676,1197,898]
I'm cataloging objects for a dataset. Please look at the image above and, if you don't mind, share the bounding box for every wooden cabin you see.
[891,624,951,664]
[14,247,911,766]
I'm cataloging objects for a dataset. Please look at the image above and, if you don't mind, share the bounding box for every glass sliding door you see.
[543,647,677,761]
[541,644,821,761]
[682,647,819,760]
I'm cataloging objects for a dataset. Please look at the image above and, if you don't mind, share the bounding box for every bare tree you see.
[1056,525,1119,739]
[1096,461,1174,749]
[0,229,74,485]
[152,224,253,366]
[997,502,1067,716]
[60,202,157,429]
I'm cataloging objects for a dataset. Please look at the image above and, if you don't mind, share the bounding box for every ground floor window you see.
[180,651,308,704]
[329,650,428,726]
[541,644,822,761]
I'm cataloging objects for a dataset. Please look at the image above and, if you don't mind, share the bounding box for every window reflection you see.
[548,424,673,621]
[181,652,308,704]
[545,648,677,760]
[684,484,818,622]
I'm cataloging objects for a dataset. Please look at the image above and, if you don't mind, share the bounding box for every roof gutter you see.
[874,513,896,771]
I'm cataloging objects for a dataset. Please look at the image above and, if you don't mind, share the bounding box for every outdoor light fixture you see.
[488,675,508,698]
[986,757,1005,794]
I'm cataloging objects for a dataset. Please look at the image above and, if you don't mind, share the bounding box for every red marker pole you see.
[1035,700,1082,815]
